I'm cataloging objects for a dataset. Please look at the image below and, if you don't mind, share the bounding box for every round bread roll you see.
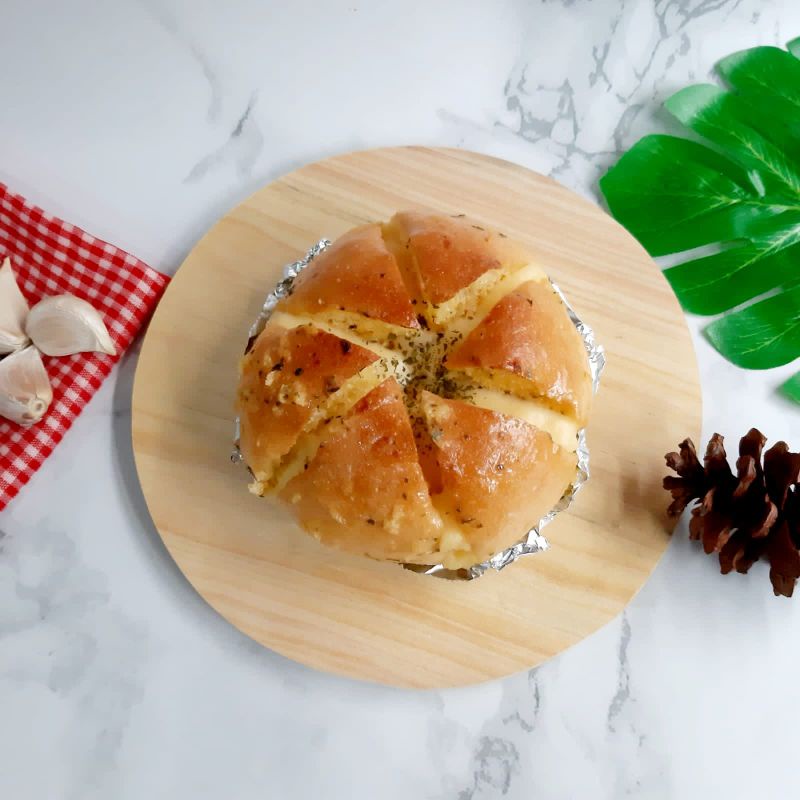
[236,211,592,569]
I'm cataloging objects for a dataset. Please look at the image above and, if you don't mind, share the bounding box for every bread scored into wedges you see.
[236,211,592,569]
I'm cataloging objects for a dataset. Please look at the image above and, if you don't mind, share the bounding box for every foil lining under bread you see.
[232,240,605,580]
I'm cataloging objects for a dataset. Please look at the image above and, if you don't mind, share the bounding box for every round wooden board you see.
[132,146,701,689]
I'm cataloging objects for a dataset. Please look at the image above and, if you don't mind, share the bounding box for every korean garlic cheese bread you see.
[236,212,591,569]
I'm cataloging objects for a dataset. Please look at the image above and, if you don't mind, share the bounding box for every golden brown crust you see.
[387,211,530,306]
[445,280,592,424]
[237,322,377,479]
[277,223,420,328]
[279,380,442,560]
[419,392,577,563]
[237,210,593,568]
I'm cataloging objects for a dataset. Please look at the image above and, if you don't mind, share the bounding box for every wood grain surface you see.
[131,146,702,688]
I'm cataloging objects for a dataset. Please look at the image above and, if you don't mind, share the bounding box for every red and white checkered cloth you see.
[0,183,169,511]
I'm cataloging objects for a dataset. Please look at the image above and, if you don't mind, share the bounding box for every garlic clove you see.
[0,257,30,354]
[0,345,53,426]
[26,294,117,357]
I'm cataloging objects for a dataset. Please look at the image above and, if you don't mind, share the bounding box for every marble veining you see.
[184,93,265,183]
[2,1,800,798]
[138,0,224,123]
[606,613,632,734]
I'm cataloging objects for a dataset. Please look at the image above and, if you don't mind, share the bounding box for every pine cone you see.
[664,429,800,597]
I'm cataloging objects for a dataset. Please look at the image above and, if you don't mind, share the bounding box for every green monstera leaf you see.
[600,38,800,400]
[781,371,800,403]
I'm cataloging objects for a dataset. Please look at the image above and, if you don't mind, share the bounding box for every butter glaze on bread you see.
[236,211,593,568]
[445,279,591,425]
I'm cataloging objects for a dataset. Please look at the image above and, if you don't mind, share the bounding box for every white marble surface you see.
[2,1,800,797]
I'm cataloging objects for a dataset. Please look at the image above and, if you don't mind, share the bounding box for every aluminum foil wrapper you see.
[232,241,605,580]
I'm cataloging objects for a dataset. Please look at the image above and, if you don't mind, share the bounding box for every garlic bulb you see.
[0,345,53,426]
[26,294,116,357]
[0,257,30,354]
